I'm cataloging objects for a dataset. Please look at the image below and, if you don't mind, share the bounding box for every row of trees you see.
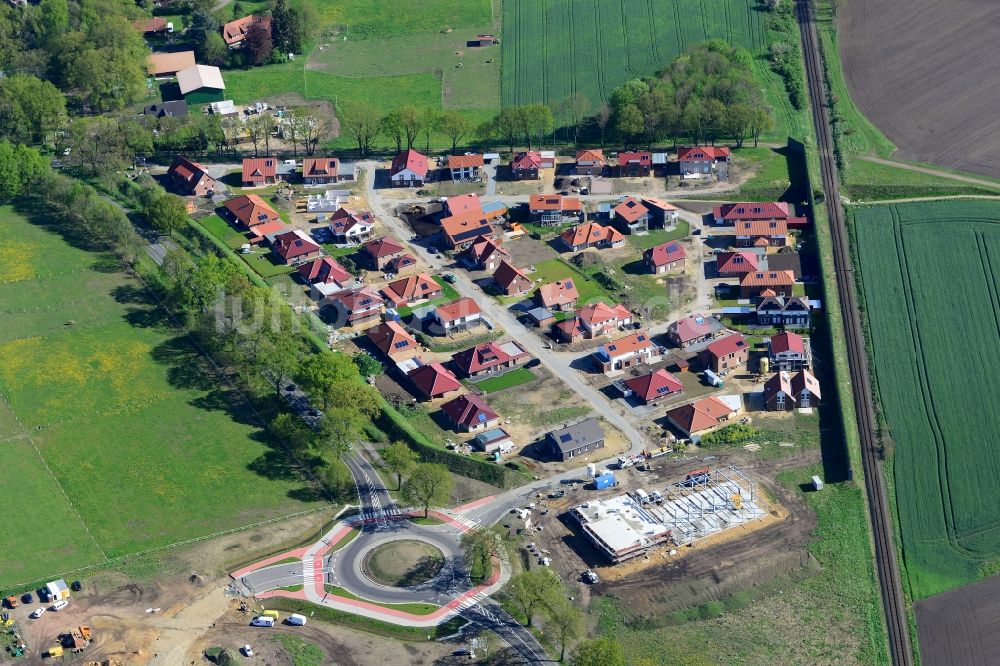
[606,41,775,149]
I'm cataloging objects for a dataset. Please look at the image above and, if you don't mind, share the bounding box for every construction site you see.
[570,466,770,563]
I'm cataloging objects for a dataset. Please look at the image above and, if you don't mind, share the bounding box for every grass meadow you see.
[853,200,1000,599]
[0,207,320,589]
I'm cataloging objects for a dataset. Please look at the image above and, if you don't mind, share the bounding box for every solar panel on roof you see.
[656,386,670,394]
[637,335,645,342]
[564,280,573,289]
[559,433,572,443]
[478,413,487,422]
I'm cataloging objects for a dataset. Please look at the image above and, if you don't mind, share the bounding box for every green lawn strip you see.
[598,468,887,665]
[274,634,325,666]
[409,515,444,526]
[473,368,535,394]
[321,584,439,616]
[531,258,611,304]
[294,0,492,37]
[330,526,361,552]
[395,276,460,317]
[267,597,466,641]
[197,213,247,250]
[392,403,450,447]
[842,159,1000,201]
[269,557,302,567]
[0,440,106,589]
[278,584,304,592]
[624,222,690,252]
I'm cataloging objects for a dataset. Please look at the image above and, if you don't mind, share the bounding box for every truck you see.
[593,471,616,490]
[616,456,632,469]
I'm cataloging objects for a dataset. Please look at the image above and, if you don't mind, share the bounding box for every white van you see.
[287,613,307,626]
[250,616,274,627]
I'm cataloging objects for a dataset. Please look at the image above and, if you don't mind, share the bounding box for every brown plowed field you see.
[840,0,1000,178]
[915,574,1000,666]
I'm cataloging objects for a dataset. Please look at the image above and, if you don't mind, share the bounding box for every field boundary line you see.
[0,390,24,433]
[0,504,332,593]
[24,436,108,563]
[0,294,115,316]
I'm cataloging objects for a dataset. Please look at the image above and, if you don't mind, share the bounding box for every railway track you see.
[794,2,914,664]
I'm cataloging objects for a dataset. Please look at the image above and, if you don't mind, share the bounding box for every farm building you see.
[617,151,652,177]
[167,157,217,197]
[570,467,767,563]
[678,146,731,175]
[390,149,429,187]
[644,241,685,274]
[528,194,584,225]
[440,394,500,433]
[592,330,658,373]
[559,222,624,252]
[469,34,499,46]
[176,64,225,104]
[546,418,605,461]
[575,149,606,176]
[362,236,406,271]
[133,17,168,34]
[433,297,482,336]
[611,197,650,235]
[448,154,484,181]
[535,279,579,312]
[763,369,821,411]
[146,51,195,77]
[222,14,271,48]
[700,334,748,374]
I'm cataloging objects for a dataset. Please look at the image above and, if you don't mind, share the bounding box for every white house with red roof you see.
[433,297,482,335]
[617,151,652,177]
[448,154,484,181]
[328,207,374,244]
[643,241,685,274]
[713,202,806,229]
[440,393,500,433]
[407,362,463,399]
[575,149,606,176]
[678,146,731,175]
[390,149,429,187]
[554,302,632,342]
[611,197,650,235]
[592,331,659,373]
[768,332,811,371]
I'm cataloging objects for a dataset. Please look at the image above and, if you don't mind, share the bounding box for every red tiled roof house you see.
[362,236,406,271]
[328,207,374,244]
[298,256,352,299]
[270,229,322,265]
[768,332,811,371]
[328,286,384,327]
[665,313,718,349]
[528,194,584,225]
[242,157,280,186]
[168,157,218,197]
[700,334,748,374]
[535,279,579,312]
[643,241,685,275]
[592,330,658,373]
[623,368,684,406]
[461,238,510,272]
[390,149,429,187]
[715,251,759,277]
[740,270,795,298]
[617,151,652,177]
[678,146,731,175]
[665,396,736,437]
[408,362,462,399]
[302,157,341,184]
[433,297,482,335]
[451,340,529,378]
[440,393,500,433]
[510,151,542,180]
[223,194,281,230]
[575,149,605,176]
[559,222,624,252]
[492,261,532,296]
[448,154,484,181]
[222,14,271,48]
[381,273,443,308]
[367,321,419,361]
[763,369,821,411]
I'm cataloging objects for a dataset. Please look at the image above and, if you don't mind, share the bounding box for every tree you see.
[340,101,380,156]
[199,32,228,67]
[381,441,417,490]
[246,114,275,156]
[614,103,644,149]
[244,24,273,66]
[321,457,354,499]
[145,192,189,236]
[37,0,69,45]
[401,463,452,518]
[379,110,404,153]
[0,73,66,145]
[493,107,522,154]
[270,412,316,456]
[298,352,358,396]
[545,599,584,662]
[396,106,422,150]
[506,568,561,627]
[595,103,612,148]
[556,92,591,144]
[188,9,220,46]
[570,638,625,666]
[353,352,382,378]
[749,107,775,148]
[290,111,331,155]
[438,111,472,154]
[271,0,306,54]
[419,107,440,152]
[0,140,23,201]
[460,527,504,580]
[524,103,554,150]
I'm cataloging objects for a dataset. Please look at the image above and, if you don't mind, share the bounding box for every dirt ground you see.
[510,447,821,616]
[839,0,1000,178]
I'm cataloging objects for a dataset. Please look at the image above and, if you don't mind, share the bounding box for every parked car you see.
[51,600,69,611]
[548,490,566,498]
[242,645,254,656]
[30,607,46,619]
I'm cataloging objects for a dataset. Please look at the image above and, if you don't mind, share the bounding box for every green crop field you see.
[854,200,1000,599]
[500,0,767,107]
[0,207,320,589]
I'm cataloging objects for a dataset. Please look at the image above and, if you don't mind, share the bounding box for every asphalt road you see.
[241,562,305,595]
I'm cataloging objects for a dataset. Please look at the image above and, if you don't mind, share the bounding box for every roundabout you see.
[362,539,445,588]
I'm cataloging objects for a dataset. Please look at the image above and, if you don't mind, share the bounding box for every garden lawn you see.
[854,200,1000,599]
[625,222,690,251]
[0,441,106,588]
[531,259,611,304]
[0,206,320,586]
[474,368,535,394]
[198,214,247,250]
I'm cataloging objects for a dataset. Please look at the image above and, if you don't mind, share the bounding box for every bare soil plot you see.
[840,0,1000,178]
[916,574,1000,666]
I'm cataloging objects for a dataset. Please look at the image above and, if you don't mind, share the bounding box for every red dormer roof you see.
[390,149,429,178]
[715,202,791,222]
[441,393,499,428]
[408,362,462,398]
[451,341,525,375]
[362,236,405,259]
[303,157,340,178]
[448,154,484,169]
[492,260,531,292]
[271,230,321,261]
[618,151,652,166]
[512,151,542,170]
[716,251,759,275]
[770,331,805,354]
[242,157,277,183]
[367,321,417,358]
[624,368,684,402]
[333,286,383,312]
[705,334,747,359]
[644,241,686,267]
[678,146,732,162]
[297,256,350,285]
